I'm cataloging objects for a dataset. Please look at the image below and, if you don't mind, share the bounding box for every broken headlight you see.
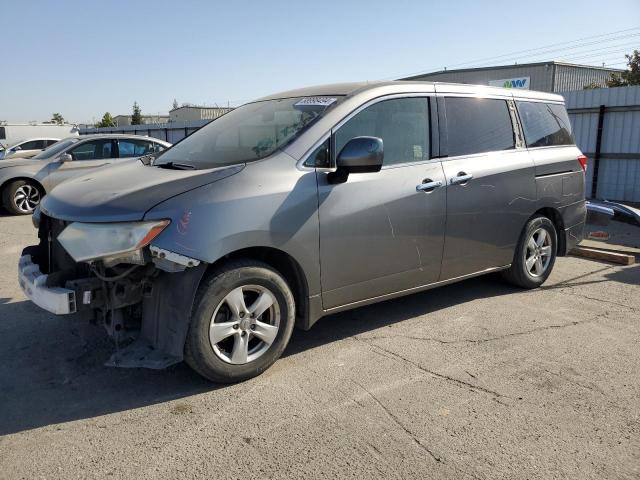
[57,220,169,263]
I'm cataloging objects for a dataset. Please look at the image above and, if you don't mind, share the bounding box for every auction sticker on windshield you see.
[295,97,337,107]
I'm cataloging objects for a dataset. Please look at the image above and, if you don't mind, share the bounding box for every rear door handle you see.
[416,179,443,192]
[450,172,473,185]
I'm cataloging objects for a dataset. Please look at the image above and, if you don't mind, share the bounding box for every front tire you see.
[502,215,557,289]
[185,260,296,383]
[2,179,42,215]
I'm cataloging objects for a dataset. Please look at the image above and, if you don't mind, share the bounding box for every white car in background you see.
[0,123,79,151]
[0,134,171,214]
[0,138,61,160]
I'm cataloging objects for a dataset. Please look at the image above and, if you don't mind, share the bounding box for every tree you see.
[131,101,143,125]
[172,99,179,110]
[606,50,640,87]
[95,112,116,128]
[51,113,64,124]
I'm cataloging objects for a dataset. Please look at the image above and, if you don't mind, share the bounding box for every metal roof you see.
[401,60,624,80]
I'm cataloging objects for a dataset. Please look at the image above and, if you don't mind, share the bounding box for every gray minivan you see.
[19,81,586,382]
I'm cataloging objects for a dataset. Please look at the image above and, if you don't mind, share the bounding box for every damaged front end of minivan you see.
[19,207,208,369]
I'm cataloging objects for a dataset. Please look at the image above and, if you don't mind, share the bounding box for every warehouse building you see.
[113,114,169,126]
[169,105,233,123]
[400,61,623,92]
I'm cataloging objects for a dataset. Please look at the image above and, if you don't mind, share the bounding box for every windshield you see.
[156,96,340,169]
[32,138,79,159]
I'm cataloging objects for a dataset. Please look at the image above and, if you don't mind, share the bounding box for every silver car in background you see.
[19,81,586,383]
[0,134,170,214]
[0,138,61,160]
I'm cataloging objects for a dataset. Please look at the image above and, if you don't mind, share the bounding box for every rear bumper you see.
[18,254,76,315]
[564,222,584,254]
[558,200,586,255]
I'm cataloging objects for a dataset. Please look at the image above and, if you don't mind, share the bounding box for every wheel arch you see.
[532,207,567,255]
[205,246,310,329]
[0,176,45,195]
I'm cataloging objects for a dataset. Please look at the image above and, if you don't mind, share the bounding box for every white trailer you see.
[0,123,79,150]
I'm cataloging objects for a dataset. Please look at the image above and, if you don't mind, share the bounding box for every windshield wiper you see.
[155,161,196,170]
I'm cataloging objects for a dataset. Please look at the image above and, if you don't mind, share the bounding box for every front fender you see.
[144,154,321,296]
[0,163,51,191]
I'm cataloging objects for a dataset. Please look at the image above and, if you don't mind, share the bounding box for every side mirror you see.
[59,153,72,162]
[336,136,383,174]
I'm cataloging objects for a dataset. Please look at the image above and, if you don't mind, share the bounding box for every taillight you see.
[577,154,588,172]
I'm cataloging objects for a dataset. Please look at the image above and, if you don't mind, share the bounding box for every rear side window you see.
[119,139,160,158]
[516,101,573,148]
[20,140,46,150]
[0,127,5,140]
[444,97,515,157]
[335,97,430,166]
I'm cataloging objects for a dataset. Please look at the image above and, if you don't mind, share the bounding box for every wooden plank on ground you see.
[570,246,635,265]
[579,239,640,256]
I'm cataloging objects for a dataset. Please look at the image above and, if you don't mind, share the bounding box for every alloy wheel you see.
[209,285,280,365]
[524,227,552,277]
[13,185,40,213]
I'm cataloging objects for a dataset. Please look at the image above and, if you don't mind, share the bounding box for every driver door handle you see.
[416,179,443,193]
[450,172,473,185]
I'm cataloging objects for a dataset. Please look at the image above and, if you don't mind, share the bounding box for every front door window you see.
[69,140,114,160]
[335,97,430,166]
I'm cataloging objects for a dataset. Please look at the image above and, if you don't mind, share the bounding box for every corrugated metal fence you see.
[562,86,640,202]
[82,86,640,203]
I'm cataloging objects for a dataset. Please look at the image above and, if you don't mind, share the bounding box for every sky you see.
[1,0,638,124]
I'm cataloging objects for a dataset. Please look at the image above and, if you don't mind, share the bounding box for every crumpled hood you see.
[40,158,244,222]
[0,158,44,169]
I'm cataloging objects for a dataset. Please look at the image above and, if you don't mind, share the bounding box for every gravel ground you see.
[0,214,638,479]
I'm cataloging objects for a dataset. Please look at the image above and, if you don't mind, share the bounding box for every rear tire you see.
[184,259,296,383]
[502,215,557,289]
[2,179,42,215]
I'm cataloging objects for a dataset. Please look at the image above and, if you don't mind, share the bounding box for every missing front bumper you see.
[18,241,208,370]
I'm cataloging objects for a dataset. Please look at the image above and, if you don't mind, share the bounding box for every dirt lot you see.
[0,213,638,479]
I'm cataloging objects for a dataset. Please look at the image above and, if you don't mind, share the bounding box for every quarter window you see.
[335,97,430,166]
[304,138,330,168]
[152,142,167,153]
[516,101,573,148]
[444,97,515,157]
